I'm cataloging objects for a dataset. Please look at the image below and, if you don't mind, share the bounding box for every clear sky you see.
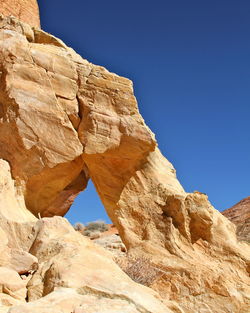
[38,0,250,225]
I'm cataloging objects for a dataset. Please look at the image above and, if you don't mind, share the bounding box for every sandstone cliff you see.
[223,197,250,243]
[0,14,249,313]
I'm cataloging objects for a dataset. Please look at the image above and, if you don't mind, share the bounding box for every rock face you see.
[25,217,171,313]
[0,15,249,313]
[0,0,40,28]
[0,216,172,313]
[222,197,250,243]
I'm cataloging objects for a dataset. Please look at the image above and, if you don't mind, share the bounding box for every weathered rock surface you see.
[12,217,172,313]
[8,250,38,275]
[0,15,249,313]
[94,233,126,257]
[0,0,40,28]
[222,197,250,243]
[0,293,21,313]
[9,287,170,313]
[0,267,27,301]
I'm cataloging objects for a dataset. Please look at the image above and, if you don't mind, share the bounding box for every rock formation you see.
[0,0,40,28]
[223,197,250,243]
[0,9,249,313]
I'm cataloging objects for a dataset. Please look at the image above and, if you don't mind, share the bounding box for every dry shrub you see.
[82,221,108,237]
[115,256,163,286]
[84,220,108,233]
[74,220,108,237]
[74,222,85,232]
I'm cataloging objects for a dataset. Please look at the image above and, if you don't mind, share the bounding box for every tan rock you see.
[9,287,171,313]
[0,160,34,223]
[0,247,38,276]
[0,159,36,252]
[26,217,171,313]
[0,293,21,307]
[0,15,249,313]
[0,0,40,28]
[0,267,27,300]
[9,250,38,275]
[94,233,126,257]
[0,20,87,218]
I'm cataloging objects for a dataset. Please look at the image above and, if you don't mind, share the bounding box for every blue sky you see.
[38,0,250,225]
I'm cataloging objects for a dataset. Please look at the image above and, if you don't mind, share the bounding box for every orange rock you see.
[0,0,40,28]
[223,196,250,242]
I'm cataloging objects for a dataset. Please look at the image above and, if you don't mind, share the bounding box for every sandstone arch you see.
[0,15,249,313]
[0,14,237,252]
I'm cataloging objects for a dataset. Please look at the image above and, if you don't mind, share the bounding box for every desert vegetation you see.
[74,221,161,286]
[74,220,109,238]
[115,256,164,286]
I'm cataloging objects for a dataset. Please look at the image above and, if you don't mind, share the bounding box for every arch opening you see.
[65,179,111,226]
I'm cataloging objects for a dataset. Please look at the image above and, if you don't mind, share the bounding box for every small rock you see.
[0,267,27,300]
[10,250,38,275]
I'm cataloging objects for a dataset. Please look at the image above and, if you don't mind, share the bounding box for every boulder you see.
[26,217,171,313]
[9,250,38,275]
[0,267,27,300]
[9,287,171,313]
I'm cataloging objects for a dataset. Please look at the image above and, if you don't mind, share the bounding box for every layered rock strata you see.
[0,15,249,313]
[223,197,250,243]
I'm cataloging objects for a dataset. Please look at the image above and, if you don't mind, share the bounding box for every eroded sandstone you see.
[0,15,249,313]
[0,0,40,28]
